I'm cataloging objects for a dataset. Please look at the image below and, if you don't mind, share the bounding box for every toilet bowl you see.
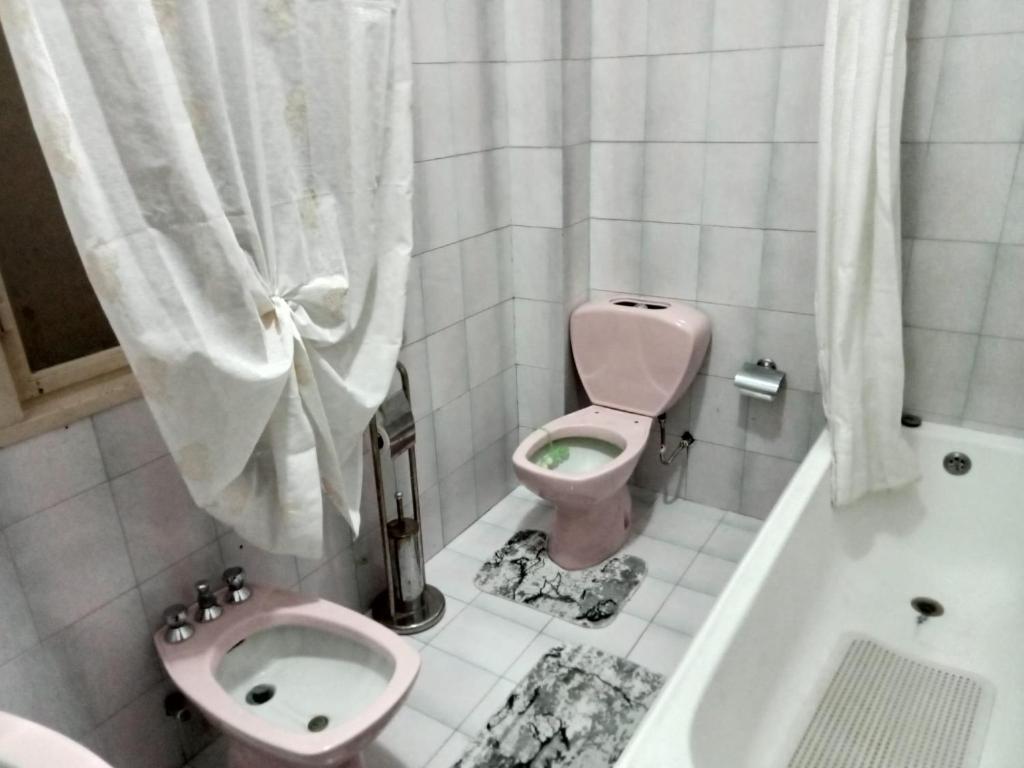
[512,297,710,570]
[154,584,419,768]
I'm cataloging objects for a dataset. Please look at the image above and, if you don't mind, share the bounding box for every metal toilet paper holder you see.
[734,358,786,402]
[368,361,446,634]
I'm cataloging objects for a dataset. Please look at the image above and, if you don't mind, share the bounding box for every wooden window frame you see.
[0,269,138,448]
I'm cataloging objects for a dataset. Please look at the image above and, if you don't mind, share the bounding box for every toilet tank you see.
[570,297,711,417]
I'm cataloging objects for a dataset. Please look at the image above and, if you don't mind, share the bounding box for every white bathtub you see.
[619,422,1024,768]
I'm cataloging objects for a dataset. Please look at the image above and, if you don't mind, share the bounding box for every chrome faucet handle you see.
[222,566,252,604]
[163,603,195,644]
[193,579,223,623]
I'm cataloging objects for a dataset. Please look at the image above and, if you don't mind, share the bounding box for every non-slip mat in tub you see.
[473,529,645,627]
[788,637,993,768]
[456,644,663,768]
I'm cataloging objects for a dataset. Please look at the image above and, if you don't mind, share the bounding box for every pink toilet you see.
[512,297,711,570]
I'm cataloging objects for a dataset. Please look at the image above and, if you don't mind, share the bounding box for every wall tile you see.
[217,530,299,590]
[697,226,764,308]
[466,302,514,387]
[904,239,996,333]
[782,0,828,45]
[462,228,513,317]
[434,392,474,479]
[702,143,772,228]
[643,143,705,224]
[684,441,743,511]
[907,0,952,38]
[403,256,427,343]
[412,64,454,160]
[745,389,815,461]
[413,158,460,252]
[902,38,945,142]
[646,54,710,141]
[509,148,563,228]
[111,455,218,582]
[0,641,93,738]
[439,459,478,542]
[640,222,700,300]
[1003,154,1024,244]
[707,49,780,142]
[697,302,757,379]
[91,682,183,768]
[759,230,816,314]
[453,150,509,238]
[474,432,516,513]
[512,227,564,302]
[0,419,106,529]
[689,374,748,450]
[647,0,713,54]
[427,321,470,405]
[982,245,1024,339]
[948,0,1024,35]
[92,400,167,480]
[931,34,1024,142]
[398,339,434,421]
[712,0,785,50]
[590,142,645,220]
[515,299,564,370]
[774,46,822,142]
[8,484,134,638]
[0,533,37,664]
[765,142,818,232]
[590,219,643,292]
[446,0,505,62]
[505,0,562,61]
[450,63,508,154]
[903,327,978,417]
[299,550,361,609]
[964,337,1024,429]
[739,452,798,519]
[591,57,647,141]
[911,143,1018,242]
[516,365,564,428]
[563,60,592,146]
[591,0,649,57]
[754,310,819,392]
[507,62,563,146]
[420,243,465,335]
[471,370,517,453]
[409,0,449,63]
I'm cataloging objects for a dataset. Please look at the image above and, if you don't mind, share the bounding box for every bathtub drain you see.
[943,452,971,476]
[911,596,944,624]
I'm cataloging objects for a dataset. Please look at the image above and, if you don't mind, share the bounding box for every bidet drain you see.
[245,684,275,705]
[911,596,944,620]
[308,715,329,732]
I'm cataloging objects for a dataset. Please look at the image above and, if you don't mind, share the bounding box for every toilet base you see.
[547,485,632,570]
[228,737,364,768]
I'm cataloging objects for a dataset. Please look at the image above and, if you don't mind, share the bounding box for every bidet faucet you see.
[222,566,252,604]
[194,579,223,623]
[163,604,195,644]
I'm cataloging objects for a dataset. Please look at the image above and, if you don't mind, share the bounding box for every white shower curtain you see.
[816,0,918,506]
[0,0,412,556]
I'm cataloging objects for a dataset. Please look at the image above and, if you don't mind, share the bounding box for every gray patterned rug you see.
[456,644,663,768]
[473,530,646,628]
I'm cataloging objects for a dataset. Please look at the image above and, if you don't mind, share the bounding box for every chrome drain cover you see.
[245,684,275,705]
[308,715,329,732]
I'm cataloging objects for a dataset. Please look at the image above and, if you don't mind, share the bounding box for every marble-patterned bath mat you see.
[456,644,663,768]
[473,529,645,627]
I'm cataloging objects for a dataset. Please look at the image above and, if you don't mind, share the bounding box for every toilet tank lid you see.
[570,297,711,417]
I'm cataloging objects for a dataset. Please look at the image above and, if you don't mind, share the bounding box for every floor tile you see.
[503,633,566,682]
[627,624,693,677]
[448,521,514,561]
[678,553,737,597]
[471,590,552,632]
[722,511,764,532]
[425,550,484,603]
[406,647,499,729]
[701,524,758,562]
[620,534,699,583]
[653,586,717,635]
[545,612,648,658]
[424,731,472,768]
[457,677,517,737]
[411,596,467,644]
[431,606,538,675]
[479,493,552,531]
[365,707,452,768]
[621,577,675,622]
[638,498,724,549]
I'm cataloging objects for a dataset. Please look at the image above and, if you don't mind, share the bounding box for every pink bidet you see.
[154,584,419,768]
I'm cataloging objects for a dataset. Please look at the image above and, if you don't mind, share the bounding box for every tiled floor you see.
[188,486,762,768]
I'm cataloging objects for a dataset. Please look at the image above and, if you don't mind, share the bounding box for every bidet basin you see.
[155,583,419,767]
[0,711,113,768]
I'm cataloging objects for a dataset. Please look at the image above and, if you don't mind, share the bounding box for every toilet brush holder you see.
[368,362,445,635]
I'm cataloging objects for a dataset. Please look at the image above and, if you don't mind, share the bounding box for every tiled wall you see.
[0,3,523,766]
[900,0,1024,435]
[580,0,829,518]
